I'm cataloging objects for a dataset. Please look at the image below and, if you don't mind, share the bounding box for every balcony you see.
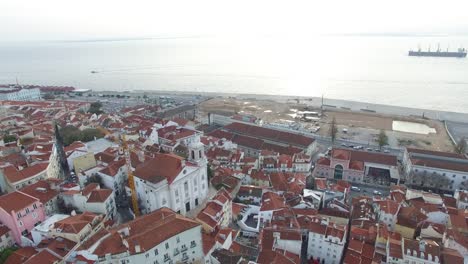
[181,246,187,252]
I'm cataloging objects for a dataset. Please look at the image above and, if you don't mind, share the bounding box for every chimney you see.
[428,254,432,261]
[419,240,426,252]
[134,242,141,253]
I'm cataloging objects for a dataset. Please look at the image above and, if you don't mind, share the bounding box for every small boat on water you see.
[91,70,99,74]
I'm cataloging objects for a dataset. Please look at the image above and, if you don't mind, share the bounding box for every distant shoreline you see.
[93,89,468,123]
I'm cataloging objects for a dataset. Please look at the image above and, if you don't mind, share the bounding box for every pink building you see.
[0,191,46,245]
[313,148,400,186]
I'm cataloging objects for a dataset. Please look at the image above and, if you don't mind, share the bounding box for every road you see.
[346,183,390,204]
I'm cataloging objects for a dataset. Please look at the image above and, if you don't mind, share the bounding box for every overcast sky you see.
[2,0,468,41]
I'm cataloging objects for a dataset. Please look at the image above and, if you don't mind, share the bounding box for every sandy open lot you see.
[319,110,455,152]
[199,97,456,152]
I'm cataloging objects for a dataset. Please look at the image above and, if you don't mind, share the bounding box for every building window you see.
[165,242,169,249]
[190,241,196,248]
[32,212,38,219]
[33,204,37,210]
[164,253,170,262]
[175,190,179,197]
[145,253,149,258]
[176,237,180,243]
[17,213,21,219]
[154,249,158,256]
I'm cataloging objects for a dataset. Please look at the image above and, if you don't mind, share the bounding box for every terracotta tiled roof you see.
[202,232,216,255]
[441,248,464,264]
[4,247,37,264]
[19,180,59,204]
[92,208,200,257]
[403,238,440,261]
[224,122,314,148]
[133,153,184,184]
[0,191,39,213]
[411,157,468,173]
[87,189,113,203]
[37,237,77,258]
[99,159,125,176]
[376,200,400,215]
[53,212,99,234]
[82,183,99,196]
[317,157,331,165]
[332,148,397,166]
[23,249,60,264]
[260,192,286,211]
[407,147,466,159]
[396,206,428,228]
[3,163,48,184]
[257,249,298,264]
[0,224,10,237]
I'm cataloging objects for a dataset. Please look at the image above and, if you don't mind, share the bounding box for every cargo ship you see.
[408,46,467,58]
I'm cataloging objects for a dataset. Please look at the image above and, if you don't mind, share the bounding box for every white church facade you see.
[133,136,209,215]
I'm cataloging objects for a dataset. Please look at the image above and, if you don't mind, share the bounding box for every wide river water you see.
[1,35,468,113]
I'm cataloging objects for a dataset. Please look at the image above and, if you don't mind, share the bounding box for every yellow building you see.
[73,153,97,175]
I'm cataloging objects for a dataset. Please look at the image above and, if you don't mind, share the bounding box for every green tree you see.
[455,137,467,154]
[378,129,388,149]
[43,93,55,100]
[0,247,18,263]
[60,125,104,146]
[207,164,213,183]
[330,116,338,143]
[3,134,17,144]
[87,174,104,188]
[88,102,104,115]
[81,128,104,142]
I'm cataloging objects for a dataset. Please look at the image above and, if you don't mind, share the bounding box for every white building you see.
[292,153,312,172]
[0,85,41,101]
[75,208,204,264]
[1,163,49,192]
[298,215,347,264]
[374,200,401,231]
[0,225,14,251]
[454,190,468,209]
[62,183,116,219]
[402,238,440,264]
[403,148,468,192]
[96,159,127,196]
[133,137,208,215]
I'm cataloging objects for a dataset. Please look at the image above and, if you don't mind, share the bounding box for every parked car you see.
[351,186,361,192]
[373,190,382,195]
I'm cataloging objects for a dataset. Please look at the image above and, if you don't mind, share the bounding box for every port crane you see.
[121,134,140,217]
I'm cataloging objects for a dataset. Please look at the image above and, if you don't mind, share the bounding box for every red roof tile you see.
[0,191,39,213]
[87,189,113,203]
[134,153,184,184]
[19,180,59,204]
